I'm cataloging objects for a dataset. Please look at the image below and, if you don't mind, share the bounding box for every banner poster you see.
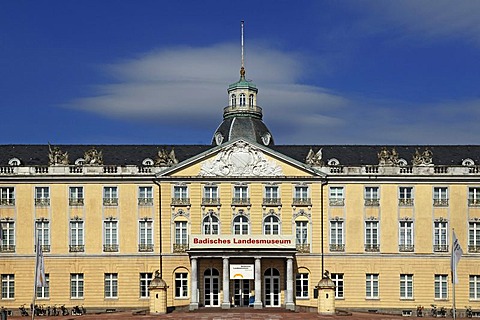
[230,264,254,280]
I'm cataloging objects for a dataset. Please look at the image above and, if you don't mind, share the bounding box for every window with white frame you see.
[203,185,219,205]
[399,221,414,252]
[366,274,379,299]
[103,186,118,206]
[0,187,14,206]
[104,273,118,298]
[399,187,413,206]
[233,215,249,235]
[1,221,15,252]
[249,94,254,107]
[233,186,249,205]
[329,187,344,206]
[294,186,310,205]
[469,221,480,253]
[469,275,480,300]
[239,93,246,106]
[295,273,309,298]
[175,272,188,298]
[36,274,49,299]
[263,215,280,235]
[70,273,84,298]
[365,220,379,252]
[469,187,480,206]
[364,187,379,206]
[433,187,448,206]
[140,273,153,298]
[434,221,448,252]
[175,221,188,245]
[172,186,189,205]
[104,220,118,252]
[35,186,50,206]
[332,273,344,298]
[264,185,280,205]
[330,220,344,251]
[69,220,84,252]
[1,274,14,299]
[139,220,153,252]
[296,221,308,246]
[36,220,50,252]
[69,186,84,206]
[435,274,448,299]
[202,213,219,235]
[400,274,413,299]
[138,186,153,206]
[230,94,236,107]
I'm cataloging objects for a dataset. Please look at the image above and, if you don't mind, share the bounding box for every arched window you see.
[249,94,254,107]
[233,214,249,235]
[231,94,236,107]
[239,93,246,106]
[203,214,219,235]
[264,215,280,235]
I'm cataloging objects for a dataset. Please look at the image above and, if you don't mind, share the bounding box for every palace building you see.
[1,31,480,315]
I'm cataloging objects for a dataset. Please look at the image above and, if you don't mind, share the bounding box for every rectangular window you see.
[35,220,50,252]
[366,274,379,299]
[295,273,309,298]
[0,221,15,252]
[175,272,188,298]
[35,186,50,206]
[364,187,379,206]
[139,220,153,252]
[69,186,84,206]
[330,220,344,251]
[469,187,480,206]
[69,220,84,252]
[469,222,480,253]
[175,221,188,245]
[103,186,118,206]
[433,187,448,206]
[264,186,280,205]
[104,273,118,298]
[295,221,309,252]
[36,274,50,299]
[203,186,219,205]
[233,186,249,205]
[332,273,344,299]
[470,275,480,300]
[400,274,413,299]
[104,220,118,252]
[329,187,344,206]
[0,187,15,206]
[293,186,310,205]
[399,221,414,252]
[138,186,153,206]
[1,274,14,299]
[172,186,189,205]
[365,221,379,252]
[434,221,448,252]
[434,274,448,299]
[140,273,153,298]
[399,187,413,206]
[70,273,84,298]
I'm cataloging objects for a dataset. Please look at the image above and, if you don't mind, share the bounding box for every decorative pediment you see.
[199,141,283,177]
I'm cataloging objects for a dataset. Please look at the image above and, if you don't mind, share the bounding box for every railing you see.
[138,166,153,174]
[468,245,480,253]
[103,166,118,174]
[103,244,119,252]
[0,198,15,206]
[365,244,380,252]
[330,166,344,174]
[35,166,49,174]
[223,105,263,118]
[399,167,413,174]
[171,198,190,206]
[292,198,311,206]
[0,167,16,174]
[103,198,118,206]
[173,243,189,253]
[0,245,15,253]
[364,166,379,174]
[433,199,449,207]
[35,245,50,252]
[69,198,84,206]
[138,244,154,252]
[296,244,310,253]
[69,245,85,252]
[202,197,221,206]
[434,166,449,174]
[138,198,153,206]
[231,197,250,206]
[329,199,344,206]
[398,198,414,206]
[35,198,50,206]
[433,244,448,252]
[263,198,281,206]
[399,244,414,252]
[330,244,345,252]
[364,199,380,206]
[69,166,83,173]
[468,199,480,207]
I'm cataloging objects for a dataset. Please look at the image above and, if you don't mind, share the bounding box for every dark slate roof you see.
[212,117,274,146]
[1,144,480,166]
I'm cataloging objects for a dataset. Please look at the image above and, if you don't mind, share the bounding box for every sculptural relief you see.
[48,144,69,165]
[84,147,103,165]
[377,147,399,166]
[412,147,433,166]
[306,148,323,166]
[155,148,178,166]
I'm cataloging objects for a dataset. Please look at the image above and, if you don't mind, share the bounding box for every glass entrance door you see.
[264,268,280,307]
[233,279,250,307]
[204,268,220,307]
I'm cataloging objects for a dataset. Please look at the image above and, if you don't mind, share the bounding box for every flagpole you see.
[452,256,456,320]
[32,230,37,320]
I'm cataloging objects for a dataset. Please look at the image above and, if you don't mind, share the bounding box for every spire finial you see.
[240,20,245,79]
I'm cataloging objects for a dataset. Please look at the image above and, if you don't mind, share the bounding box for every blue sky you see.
[1,1,480,145]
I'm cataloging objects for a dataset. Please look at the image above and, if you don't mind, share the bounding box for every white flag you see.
[35,236,47,287]
[451,230,463,284]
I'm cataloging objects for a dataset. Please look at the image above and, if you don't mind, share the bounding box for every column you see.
[189,257,198,310]
[222,257,230,309]
[254,257,263,309]
[285,257,295,310]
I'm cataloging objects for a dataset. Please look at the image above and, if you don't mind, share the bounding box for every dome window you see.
[249,94,254,107]
[231,94,236,107]
[239,93,246,106]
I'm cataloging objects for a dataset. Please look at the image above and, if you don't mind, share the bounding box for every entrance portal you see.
[204,268,220,307]
[264,268,280,307]
[233,279,250,307]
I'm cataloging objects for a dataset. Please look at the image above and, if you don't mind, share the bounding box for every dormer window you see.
[231,94,236,107]
[142,158,154,166]
[75,158,85,166]
[8,158,20,166]
[239,93,246,106]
